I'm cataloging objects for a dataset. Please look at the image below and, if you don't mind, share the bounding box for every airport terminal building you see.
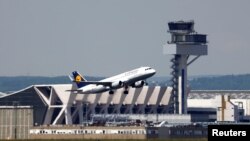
[0,85,173,125]
[1,85,250,125]
[1,84,250,139]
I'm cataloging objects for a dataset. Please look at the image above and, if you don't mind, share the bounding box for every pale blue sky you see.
[0,0,250,77]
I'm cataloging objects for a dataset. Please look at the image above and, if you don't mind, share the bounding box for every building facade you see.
[1,85,250,126]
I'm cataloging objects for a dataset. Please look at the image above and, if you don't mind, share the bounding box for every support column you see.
[177,55,188,114]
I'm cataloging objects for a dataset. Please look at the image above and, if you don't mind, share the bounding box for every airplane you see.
[68,66,156,94]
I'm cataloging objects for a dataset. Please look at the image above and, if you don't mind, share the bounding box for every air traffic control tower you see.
[163,20,208,114]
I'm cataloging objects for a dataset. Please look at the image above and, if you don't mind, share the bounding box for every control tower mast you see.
[163,20,208,114]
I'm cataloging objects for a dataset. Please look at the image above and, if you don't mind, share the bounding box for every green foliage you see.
[1,74,250,93]
[0,138,208,141]
[189,74,250,90]
[0,76,103,93]
[0,76,69,92]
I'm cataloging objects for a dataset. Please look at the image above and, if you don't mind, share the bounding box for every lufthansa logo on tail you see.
[75,75,82,83]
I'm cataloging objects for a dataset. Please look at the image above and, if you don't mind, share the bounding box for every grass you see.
[0,138,208,141]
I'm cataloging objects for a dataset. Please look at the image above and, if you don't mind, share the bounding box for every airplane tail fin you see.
[69,71,88,88]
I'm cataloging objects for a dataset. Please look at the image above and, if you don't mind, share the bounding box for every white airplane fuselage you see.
[77,67,156,94]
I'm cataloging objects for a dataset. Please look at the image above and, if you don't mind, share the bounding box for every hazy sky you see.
[1,0,250,77]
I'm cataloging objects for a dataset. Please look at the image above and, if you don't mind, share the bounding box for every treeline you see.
[189,74,250,90]
[1,74,250,92]
[0,76,103,93]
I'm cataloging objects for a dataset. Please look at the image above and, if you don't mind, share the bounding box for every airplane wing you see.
[66,89,82,92]
[73,81,112,86]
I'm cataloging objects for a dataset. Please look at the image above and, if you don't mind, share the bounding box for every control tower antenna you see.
[163,20,208,114]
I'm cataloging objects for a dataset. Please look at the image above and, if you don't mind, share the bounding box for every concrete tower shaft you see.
[163,20,208,114]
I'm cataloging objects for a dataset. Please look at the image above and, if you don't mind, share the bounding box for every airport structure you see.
[163,20,207,114]
[1,84,250,124]
[0,85,174,125]
[0,92,6,97]
[1,85,250,139]
[1,20,250,139]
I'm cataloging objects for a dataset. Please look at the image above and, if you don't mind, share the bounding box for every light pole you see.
[85,103,87,125]
[83,102,89,126]
[12,101,19,139]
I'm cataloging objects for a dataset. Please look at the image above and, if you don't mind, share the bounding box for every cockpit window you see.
[145,68,152,71]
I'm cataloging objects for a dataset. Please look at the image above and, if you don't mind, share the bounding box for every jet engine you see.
[132,81,145,88]
[111,81,123,89]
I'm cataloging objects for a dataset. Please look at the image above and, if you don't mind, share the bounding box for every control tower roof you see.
[168,20,194,34]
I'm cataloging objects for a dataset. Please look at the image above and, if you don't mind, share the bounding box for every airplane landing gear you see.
[123,85,129,94]
[109,90,114,95]
[123,90,128,94]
